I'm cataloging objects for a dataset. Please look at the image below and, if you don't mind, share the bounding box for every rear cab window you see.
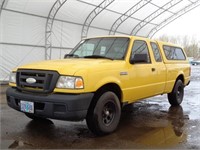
[163,45,186,60]
[150,42,162,62]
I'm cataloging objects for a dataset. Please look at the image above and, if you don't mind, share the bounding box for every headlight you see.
[56,76,84,89]
[9,72,16,84]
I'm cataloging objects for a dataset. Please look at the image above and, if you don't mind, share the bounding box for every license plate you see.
[20,101,34,113]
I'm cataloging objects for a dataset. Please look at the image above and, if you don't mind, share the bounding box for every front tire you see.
[86,91,121,136]
[168,80,184,106]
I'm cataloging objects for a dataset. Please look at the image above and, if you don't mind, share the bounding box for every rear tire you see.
[168,80,184,106]
[86,91,121,136]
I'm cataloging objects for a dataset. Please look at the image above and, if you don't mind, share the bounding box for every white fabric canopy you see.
[0,0,199,81]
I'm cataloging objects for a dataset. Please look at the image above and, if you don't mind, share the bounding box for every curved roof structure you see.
[0,0,200,81]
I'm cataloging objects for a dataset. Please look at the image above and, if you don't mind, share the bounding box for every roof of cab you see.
[83,35,183,48]
[84,35,150,40]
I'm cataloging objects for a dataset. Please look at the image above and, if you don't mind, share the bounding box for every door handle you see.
[152,68,156,72]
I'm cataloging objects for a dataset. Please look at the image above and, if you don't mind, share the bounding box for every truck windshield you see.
[70,37,130,60]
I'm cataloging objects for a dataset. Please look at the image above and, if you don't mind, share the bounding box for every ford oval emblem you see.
[26,78,36,84]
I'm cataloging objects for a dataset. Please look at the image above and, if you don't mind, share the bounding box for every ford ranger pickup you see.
[6,36,191,135]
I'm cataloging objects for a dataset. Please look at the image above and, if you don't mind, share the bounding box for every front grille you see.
[16,70,59,93]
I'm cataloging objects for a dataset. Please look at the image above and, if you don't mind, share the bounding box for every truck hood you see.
[18,59,113,75]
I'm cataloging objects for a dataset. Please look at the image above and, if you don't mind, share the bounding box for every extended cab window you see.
[150,42,162,62]
[130,40,151,63]
[163,45,186,60]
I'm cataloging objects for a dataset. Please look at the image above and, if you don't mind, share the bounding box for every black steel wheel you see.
[86,91,121,136]
[168,80,184,106]
[102,101,116,126]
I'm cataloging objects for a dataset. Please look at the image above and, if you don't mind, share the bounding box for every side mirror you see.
[130,54,148,64]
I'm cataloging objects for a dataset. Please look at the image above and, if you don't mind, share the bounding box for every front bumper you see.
[6,87,94,121]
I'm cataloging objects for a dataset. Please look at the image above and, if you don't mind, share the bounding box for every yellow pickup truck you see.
[6,36,190,135]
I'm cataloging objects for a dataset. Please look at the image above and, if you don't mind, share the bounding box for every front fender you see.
[94,76,122,91]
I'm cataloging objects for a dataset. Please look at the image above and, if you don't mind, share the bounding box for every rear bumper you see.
[6,87,94,121]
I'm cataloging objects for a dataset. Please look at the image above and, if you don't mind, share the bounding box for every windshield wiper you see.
[84,55,113,60]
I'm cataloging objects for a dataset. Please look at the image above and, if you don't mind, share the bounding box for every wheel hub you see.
[105,110,110,116]
[102,102,116,126]
[177,86,183,99]
[177,91,180,96]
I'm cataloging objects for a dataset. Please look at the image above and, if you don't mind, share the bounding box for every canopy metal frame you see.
[109,0,152,35]
[81,0,115,39]
[130,0,181,36]
[1,0,199,61]
[147,0,200,38]
[0,0,5,17]
[45,0,68,60]
[44,0,200,60]
[0,0,9,17]
[1,0,200,83]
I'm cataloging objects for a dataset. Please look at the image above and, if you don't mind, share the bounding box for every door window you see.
[130,40,151,63]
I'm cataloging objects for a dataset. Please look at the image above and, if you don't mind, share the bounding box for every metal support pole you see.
[130,0,182,36]
[81,0,115,39]
[109,0,151,35]
[0,0,9,17]
[148,0,200,38]
[45,0,67,60]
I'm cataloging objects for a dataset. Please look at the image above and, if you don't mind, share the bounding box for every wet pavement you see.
[0,65,200,149]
